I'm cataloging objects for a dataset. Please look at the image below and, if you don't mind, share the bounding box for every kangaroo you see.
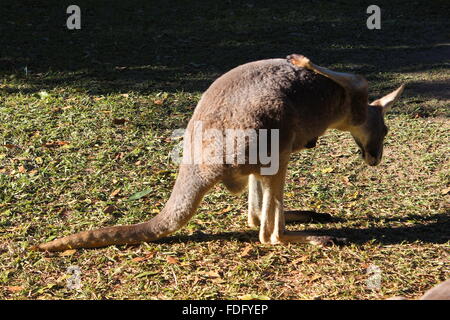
[35,54,405,251]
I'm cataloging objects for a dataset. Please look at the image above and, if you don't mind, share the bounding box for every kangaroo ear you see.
[370,84,405,114]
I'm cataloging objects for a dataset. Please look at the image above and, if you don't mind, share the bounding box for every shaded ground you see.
[0,0,448,299]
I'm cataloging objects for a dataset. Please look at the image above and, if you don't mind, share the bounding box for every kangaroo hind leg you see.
[249,177,331,228]
[258,161,343,246]
[248,174,263,228]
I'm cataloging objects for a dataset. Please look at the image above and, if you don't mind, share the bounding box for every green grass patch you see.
[0,0,448,299]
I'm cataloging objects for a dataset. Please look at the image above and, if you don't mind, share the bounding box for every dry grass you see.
[0,0,449,300]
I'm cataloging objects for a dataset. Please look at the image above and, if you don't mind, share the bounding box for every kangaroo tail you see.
[34,165,219,251]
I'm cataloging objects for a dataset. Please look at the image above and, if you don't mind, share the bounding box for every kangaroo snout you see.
[357,146,381,166]
[365,155,381,166]
[365,147,383,166]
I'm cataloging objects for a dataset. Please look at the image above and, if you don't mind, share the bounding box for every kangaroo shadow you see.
[156,212,449,245]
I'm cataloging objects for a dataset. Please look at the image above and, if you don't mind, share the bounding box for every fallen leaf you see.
[43,141,70,148]
[286,191,295,198]
[351,191,359,199]
[309,274,321,282]
[241,245,252,257]
[132,252,156,262]
[18,165,26,173]
[166,256,179,264]
[153,99,164,105]
[132,257,146,263]
[219,206,232,214]
[114,152,124,160]
[321,167,334,173]
[60,249,76,256]
[239,294,270,300]
[200,270,221,278]
[441,187,450,195]
[293,256,308,264]
[2,144,21,149]
[7,286,24,293]
[110,188,121,198]
[341,176,350,185]
[128,188,152,201]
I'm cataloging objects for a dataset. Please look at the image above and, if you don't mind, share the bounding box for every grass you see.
[0,0,449,299]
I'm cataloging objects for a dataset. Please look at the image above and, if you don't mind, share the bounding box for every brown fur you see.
[35,56,405,251]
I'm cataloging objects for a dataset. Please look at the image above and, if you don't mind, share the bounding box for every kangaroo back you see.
[35,164,218,251]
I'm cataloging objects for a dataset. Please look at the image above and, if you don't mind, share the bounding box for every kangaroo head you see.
[350,84,405,166]
[288,54,405,167]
